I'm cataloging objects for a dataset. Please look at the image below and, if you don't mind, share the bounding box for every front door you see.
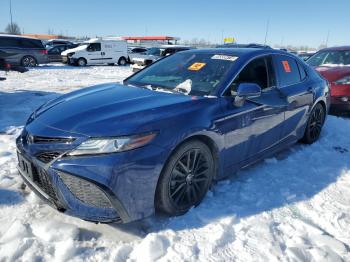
[86,43,103,64]
[217,55,287,169]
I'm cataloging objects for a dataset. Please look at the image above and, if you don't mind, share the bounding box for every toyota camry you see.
[17,48,330,223]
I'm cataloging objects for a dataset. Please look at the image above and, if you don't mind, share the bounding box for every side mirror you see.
[234,83,262,107]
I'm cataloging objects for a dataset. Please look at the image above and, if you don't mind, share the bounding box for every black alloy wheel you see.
[156,140,214,215]
[21,56,37,67]
[301,103,325,144]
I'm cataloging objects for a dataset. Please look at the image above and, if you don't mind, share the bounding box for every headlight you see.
[334,76,350,85]
[67,52,75,57]
[68,132,157,156]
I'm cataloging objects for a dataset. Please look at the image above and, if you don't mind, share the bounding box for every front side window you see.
[87,43,101,52]
[274,55,301,87]
[229,56,276,94]
[125,52,238,96]
[307,50,350,67]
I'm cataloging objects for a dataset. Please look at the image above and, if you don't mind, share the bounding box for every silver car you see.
[0,34,48,67]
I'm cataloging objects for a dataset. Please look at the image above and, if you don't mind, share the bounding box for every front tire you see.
[301,103,325,144]
[21,56,37,67]
[77,58,87,66]
[156,140,214,216]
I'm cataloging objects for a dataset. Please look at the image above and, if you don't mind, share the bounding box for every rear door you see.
[101,42,115,63]
[273,54,314,142]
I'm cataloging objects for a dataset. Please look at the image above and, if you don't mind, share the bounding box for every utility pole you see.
[325,30,330,47]
[264,19,270,45]
[9,0,13,27]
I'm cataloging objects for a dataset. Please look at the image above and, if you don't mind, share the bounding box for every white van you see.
[61,38,128,66]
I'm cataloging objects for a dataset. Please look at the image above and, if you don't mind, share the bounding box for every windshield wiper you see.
[143,84,186,94]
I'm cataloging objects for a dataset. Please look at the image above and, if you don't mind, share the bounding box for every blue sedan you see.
[16,48,330,223]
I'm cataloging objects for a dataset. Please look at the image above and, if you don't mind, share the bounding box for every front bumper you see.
[16,125,168,223]
[131,63,145,72]
[330,96,350,113]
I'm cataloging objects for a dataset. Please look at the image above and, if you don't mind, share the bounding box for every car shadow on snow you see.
[34,64,85,70]
[0,90,59,133]
[0,188,24,205]
[110,117,350,235]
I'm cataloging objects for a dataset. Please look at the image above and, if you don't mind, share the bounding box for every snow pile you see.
[0,65,349,261]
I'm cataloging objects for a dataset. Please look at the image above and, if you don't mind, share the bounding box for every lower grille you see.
[33,166,59,202]
[57,172,113,209]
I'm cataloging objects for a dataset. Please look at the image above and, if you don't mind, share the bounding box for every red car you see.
[307,46,350,113]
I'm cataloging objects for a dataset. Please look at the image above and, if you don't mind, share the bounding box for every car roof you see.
[0,34,41,41]
[181,47,287,57]
[320,46,350,51]
[160,45,193,49]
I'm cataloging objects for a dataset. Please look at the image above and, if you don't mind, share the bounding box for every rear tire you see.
[301,103,325,144]
[21,56,37,67]
[156,140,214,216]
[118,57,127,66]
[77,58,87,67]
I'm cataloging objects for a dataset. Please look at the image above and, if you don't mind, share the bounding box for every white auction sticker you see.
[211,55,238,61]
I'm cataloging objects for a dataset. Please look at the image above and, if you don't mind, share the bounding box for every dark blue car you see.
[17,48,330,223]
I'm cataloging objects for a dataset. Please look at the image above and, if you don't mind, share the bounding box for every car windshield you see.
[125,52,238,96]
[307,50,350,67]
[145,47,161,56]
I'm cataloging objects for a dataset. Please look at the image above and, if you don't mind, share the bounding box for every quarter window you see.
[297,62,307,80]
[274,55,301,87]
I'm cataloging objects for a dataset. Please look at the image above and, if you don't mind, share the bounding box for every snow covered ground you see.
[0,65,350,261]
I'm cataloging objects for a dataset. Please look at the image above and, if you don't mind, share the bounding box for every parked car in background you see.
[17,48,329,223]
[216,43,272,49]
[127,46,148,61]
[307,46,350,113]
[131,45,193,72]
[47,44,78,63]
[0,34,48,67]
[297,52,315,61]
[45,39,74,49]
[61,38,128,66]
[0,50,28,80]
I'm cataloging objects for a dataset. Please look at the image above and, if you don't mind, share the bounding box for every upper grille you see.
[32,136,75,144]
[57,172,113,209]
[36,151,62,163]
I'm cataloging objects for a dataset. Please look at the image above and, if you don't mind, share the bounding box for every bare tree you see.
[5,22,21,35]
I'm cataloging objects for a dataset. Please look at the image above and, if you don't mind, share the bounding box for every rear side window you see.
[0,37,20,47]
[20,39,44,48]
[274,55,301,87]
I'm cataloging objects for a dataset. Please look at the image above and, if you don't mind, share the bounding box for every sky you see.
[0,0,349,48]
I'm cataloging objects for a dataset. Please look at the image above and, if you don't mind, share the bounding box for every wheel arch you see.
[159,132,221,182]
[154,133,221,213]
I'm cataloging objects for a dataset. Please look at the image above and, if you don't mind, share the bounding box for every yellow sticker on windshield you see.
[188,62,206,71]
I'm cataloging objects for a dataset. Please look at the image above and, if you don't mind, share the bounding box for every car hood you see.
[61,45,87,55]
[315,66,350,82]
[32,83,205,137]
